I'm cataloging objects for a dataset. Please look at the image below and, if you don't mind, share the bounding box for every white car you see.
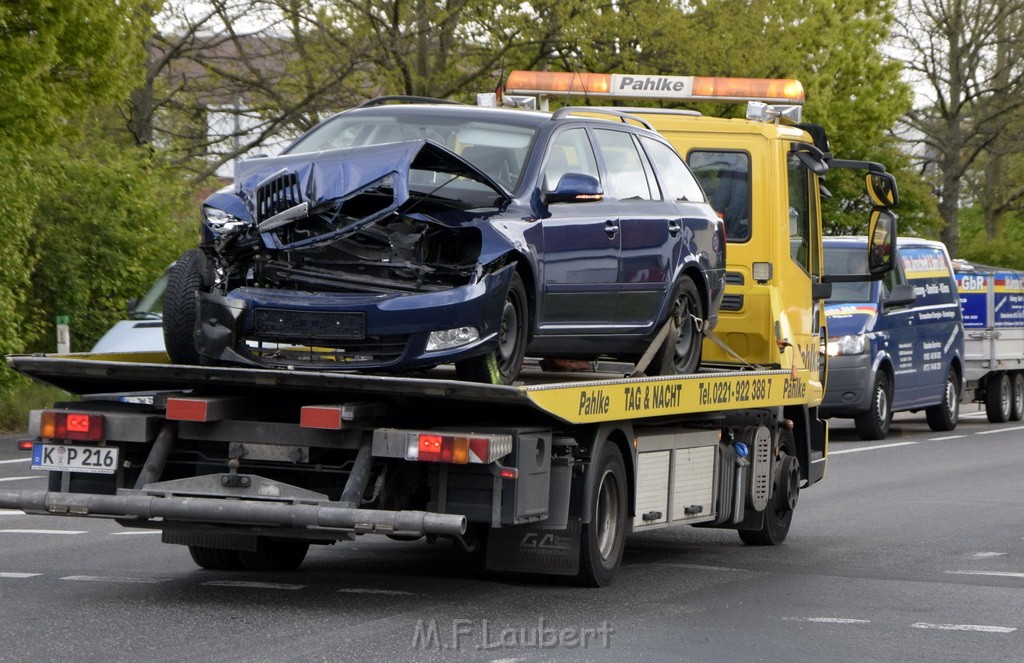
[90,267,170,353]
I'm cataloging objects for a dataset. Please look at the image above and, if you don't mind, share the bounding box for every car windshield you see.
[286,111,538,193]
[130,268,170,320]
[825,246,874,303]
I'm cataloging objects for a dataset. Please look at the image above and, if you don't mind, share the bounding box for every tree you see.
[894,0,1024,257]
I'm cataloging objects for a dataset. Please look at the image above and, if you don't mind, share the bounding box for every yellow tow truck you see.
[1,72,898,587]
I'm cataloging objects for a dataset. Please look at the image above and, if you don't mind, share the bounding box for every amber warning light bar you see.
[505,71,804,105]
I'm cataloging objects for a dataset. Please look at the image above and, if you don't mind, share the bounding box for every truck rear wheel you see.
[237,538,310,571]
[572,443,628,587]
[188,545,243,571]
[985,372,1011,423]
[1010,372,1024,422]
[925,368,960,431]
[163,248,206,365]
[739,438,799,546]
[854,372,892,440]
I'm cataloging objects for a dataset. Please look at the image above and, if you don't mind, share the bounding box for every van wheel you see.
[985,372,1011,423]
[456,272,528,385]
[570,443,628,587]
[854,372,892,440]
[163,248,206,365]
[926,368,960,431]
[1010,372,1024,422]
[652,276,704,376]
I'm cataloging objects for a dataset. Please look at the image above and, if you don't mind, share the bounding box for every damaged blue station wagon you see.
[163,99,726,384]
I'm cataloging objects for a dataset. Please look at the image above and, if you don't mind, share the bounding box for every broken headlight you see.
[203,206,249,236]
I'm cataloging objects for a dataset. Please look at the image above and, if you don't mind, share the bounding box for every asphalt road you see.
[1,409,1023,663]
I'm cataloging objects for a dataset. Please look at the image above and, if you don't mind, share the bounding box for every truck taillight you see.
[40,411,104,442]
[415,434,469,464]
[18,440,34,451]
[401,432,513,464]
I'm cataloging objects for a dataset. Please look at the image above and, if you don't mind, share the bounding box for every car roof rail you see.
[355,95,465,108]
[621,107,702,118]
[551,106,656,131]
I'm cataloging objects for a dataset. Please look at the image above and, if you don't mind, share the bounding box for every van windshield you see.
[825,246,873,303]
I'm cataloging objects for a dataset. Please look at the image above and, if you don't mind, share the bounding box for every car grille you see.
[255,170,302,224]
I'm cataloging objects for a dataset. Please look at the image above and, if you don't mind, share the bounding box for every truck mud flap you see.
[485,519,582,576]
[0,489,466,538]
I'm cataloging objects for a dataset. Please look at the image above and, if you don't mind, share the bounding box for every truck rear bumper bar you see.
[0,489,467,538]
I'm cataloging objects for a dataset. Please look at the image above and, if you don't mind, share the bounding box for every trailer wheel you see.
[237,538,309,572]
[456,272,528,385]
[163,248,206,365]
[854,371,892,440]
[572,443,628,588]
[188,545,243,571]
[1010,372,1024,422]
[739,439,799,546]
[925,368,960,431]
[651,276,705,376]
[985,372,1011,423]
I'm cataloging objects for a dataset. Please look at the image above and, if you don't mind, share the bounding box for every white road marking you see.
[911,622,1016,633]
[658,563,748,572]
[960,412,989,418]
[829,441,919,455]
[929,435,966,441]
[61,575,166,584]
[0,510,26,516]
[337,587,416,596]
[202,580,304,590]
[0,572,41,579]
[0,529,86,535]
[0,458,31,464]
[976,426,1024,435]
[783,617,870,624]
[0,476,39,483]
[970,552,1007,558]
[947,570,1024,579]
[110,530,162,536]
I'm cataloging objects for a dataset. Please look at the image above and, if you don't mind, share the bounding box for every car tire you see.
[455,272,528,385]
[925,368,960,431]
[651,276,705,376]
[237,538,309,572]
[188,545,243,571]
[739,430,799,546]
[569,442,628,588]
[163,248,206,365]
[854,371,892,440]
[985,371,1011,424]
[1010,372,1024,422]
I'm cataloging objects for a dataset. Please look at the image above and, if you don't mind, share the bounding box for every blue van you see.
[821,237,965,440]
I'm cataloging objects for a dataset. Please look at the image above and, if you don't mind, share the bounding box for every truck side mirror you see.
[867,171,899,207]
[867,209,896,275]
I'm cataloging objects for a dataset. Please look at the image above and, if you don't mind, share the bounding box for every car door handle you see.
[668,220,681,236]
[605,221,619,237]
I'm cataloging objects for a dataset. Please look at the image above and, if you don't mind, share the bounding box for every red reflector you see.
[300,406,343,430]
[166,398,209,422]
[18,440,34,451]
[499,467,519,479]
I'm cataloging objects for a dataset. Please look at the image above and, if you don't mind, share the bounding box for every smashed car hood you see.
[233,139,510,231]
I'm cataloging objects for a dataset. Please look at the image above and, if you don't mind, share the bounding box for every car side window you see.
[543,128,600,191]
[641,138,705,204]
[687,150,751,241]
[592,128,654,201]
